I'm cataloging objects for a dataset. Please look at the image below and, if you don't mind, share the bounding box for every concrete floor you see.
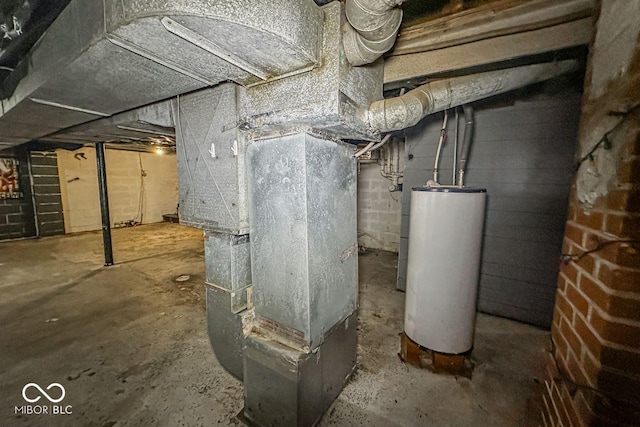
[0,223,549,426]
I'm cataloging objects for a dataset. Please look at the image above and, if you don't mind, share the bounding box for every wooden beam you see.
[392,0,596,56]
[383,18,592,85]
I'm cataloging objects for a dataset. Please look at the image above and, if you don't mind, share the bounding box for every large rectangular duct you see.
[174,84,255,383]
[243,312,358,426]
[171,5,369,425]
[239,3,383,142]
[105,0,322,86]
[175,84,250,234]
[0,0,322,148]
[204,231,252,315]
[204,232,251,295]
[246,133,358,349]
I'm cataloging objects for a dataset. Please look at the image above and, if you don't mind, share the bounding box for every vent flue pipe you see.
[367,60,579,133]
[343,0,406,66]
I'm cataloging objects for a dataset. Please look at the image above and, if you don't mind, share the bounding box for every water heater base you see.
[399,332,473,378]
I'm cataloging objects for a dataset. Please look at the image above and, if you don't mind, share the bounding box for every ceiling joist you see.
[384,0,595,85]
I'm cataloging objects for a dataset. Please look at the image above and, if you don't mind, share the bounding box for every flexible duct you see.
[343,0,405,66]
[367,59,579,132]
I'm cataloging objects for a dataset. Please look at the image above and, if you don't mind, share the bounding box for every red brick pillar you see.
[542,2,640,425]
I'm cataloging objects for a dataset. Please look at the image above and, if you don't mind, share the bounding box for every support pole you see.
[95,142,114,266]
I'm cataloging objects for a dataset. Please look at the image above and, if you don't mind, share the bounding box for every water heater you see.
[404,186,487,354]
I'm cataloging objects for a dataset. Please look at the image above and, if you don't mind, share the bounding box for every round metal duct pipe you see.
[367,59,579,132]
[343,0,406,66]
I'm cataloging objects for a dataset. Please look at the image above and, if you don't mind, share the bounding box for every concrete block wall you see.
[357,143,403,252]
[30,151,65,237]
[543,2,640,425]
[57,147,178,233]
[0,149,36,240]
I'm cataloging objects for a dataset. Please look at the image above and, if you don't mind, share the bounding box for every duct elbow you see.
[368,86,433,132]
[343,0,404,66]
[206,286,247,380]
[343,21,400,67]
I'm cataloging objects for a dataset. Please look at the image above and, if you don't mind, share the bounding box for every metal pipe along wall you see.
[367,60,579,132]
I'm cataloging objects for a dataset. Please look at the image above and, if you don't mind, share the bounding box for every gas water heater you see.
[404,186,486,354]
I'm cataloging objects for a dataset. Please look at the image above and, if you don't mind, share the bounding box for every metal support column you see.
[95,142,114,266]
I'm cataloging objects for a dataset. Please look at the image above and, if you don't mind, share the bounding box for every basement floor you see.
[0,223,549,427]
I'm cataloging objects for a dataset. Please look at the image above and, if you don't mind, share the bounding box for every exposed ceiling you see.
[402,0,487,26]
[0,0,322,152]
[0,0,70,86]
[0,0,593,154]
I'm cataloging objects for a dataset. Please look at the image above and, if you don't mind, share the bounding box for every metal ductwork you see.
[0,0,322,148]
[0,1,589,425]
[367,59,580,133]
[343,0,405,66]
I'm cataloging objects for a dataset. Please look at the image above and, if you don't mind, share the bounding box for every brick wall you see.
[542,2,640,425]
[0,149,36,240]
[357,141,403,252]
[545,121,640,426]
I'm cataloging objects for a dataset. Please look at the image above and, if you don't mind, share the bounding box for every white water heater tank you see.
[404,186,487,354]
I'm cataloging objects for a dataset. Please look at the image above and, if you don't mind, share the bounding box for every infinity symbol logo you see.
[22,383,66,403]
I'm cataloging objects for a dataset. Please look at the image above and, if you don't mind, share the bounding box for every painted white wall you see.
[57,147,178,233]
